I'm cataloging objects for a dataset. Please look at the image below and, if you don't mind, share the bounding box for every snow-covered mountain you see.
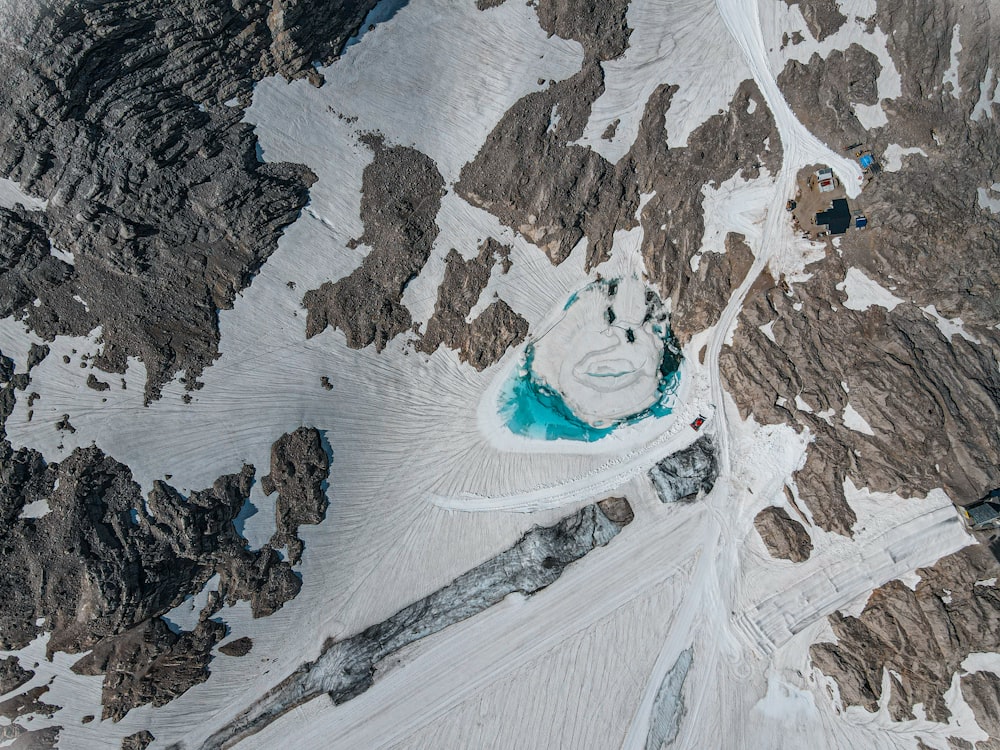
[0,0,998,748]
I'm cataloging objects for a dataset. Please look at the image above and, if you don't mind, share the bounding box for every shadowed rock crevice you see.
[303,136,445,350]
[201,497,635,750]
[417,238,527,369]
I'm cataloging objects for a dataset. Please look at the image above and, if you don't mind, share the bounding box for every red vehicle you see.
[690,415,706,431]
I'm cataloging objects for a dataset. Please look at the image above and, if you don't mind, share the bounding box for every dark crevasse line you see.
[195,497,635,750]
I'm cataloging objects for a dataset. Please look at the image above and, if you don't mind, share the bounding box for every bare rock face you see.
[303,136,445,350]
[810,544,1000,724]
[753,507,812,562]
[0,0,381,401]
[0,657,33,696]
[671,233,755,345]
[777,44,882,149]
[534,0,632,62]
[720,253,1000,536]
[782,0,847,42]
[260,426,331,565]
[417,238,528,369]
[456,63,639,268]
[0,685,58,720]
[649,437,719,504]
[121,730,156,750]
[73,618,226,721]
[631,80,780,310]
[959,671,1000,749]
[4,726,61,750]
[218,636,254,658]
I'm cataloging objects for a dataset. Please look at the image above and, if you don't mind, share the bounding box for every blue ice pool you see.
[499,339,682,442]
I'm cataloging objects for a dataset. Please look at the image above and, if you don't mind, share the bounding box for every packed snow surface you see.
[0,0,980,748]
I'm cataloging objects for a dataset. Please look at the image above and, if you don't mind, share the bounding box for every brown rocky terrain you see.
[417,238,528,369]
[0,0,380,401]
[303,135,445,350]
[754,506,813,562]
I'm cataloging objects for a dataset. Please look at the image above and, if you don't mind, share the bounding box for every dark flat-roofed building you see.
[816,198,851,235]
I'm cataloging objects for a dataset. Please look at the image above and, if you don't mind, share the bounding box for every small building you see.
[815,168,835,193]
[960,489,1000,530]
[816,198,851,235]
[854,212,868,229]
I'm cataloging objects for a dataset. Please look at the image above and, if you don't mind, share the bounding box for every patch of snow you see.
[942,25,962,98]
[578,0,750,159]
[223,97,240,107]
[898,570,921,590]
[842,402,875,436]
[545,103,561,134]
[72,294,90,313]
[971,67,999,121]
[962,652,1000,676]
[18,499,50,519]
[49,240,75,265]
[854,102,887,129]
[921,304,980,344]
[746,98,757,114]
[759,320,776,343]
[815,408,834,426]
[162,574,221,634]
[881,144,928,172]
[977,183,1000,214]
[975,577,996,587]
[836,267,903,311]
[794,394,813,413]
[0,176,47,211]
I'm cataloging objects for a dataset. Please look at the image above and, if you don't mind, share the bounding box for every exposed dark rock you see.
[86,374,111,391]
[601,119,620,140]
[303,136,444,350]
[648,437,719,503]
[417,238,528,369]
[671,233,755,344]
[783,0,847,42]
[4,726,61,750]
[960,671,1000,749]
[632,80,781,311]
[720,252,1000,536]
[122,730,156,750]
[218,636,254,658]
[753,506,813,562]
[26,344,49,371]
[811,544,1000,723]
[456,63,639,268]
[0,422,329,720]
[0,0,384,401]
[0,657,33,696]
[74,618,226,721]
[260,426,331,565]
[534,0,632,61]
[204,498,635,749]
[0,684,58,720]
[778,45,882,148]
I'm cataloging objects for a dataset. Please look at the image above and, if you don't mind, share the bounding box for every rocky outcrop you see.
[218,636,253,658]
[649,437,719,504]
[203,498,635,750]
[4,726,61,750]
[783,0,847,42]
[777,44,882,149]
[671,233,756,345]
[260,426,331,565]
[631,79,781,307]
[73,618,226,721]
[303,136,444,350]
[0,0,383,400]
[810,544,1000,724]
[534,0,632,62]
[122,731,156,750]
[0,414,330,724]
[456,63,639,268]
[417,239,528,369]
[0,657,33,696]
[960,671,1000,750]
[753,506,813,562]
[0,685,58,720]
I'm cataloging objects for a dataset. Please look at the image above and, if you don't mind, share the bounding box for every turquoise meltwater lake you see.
[498,340,682,443]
